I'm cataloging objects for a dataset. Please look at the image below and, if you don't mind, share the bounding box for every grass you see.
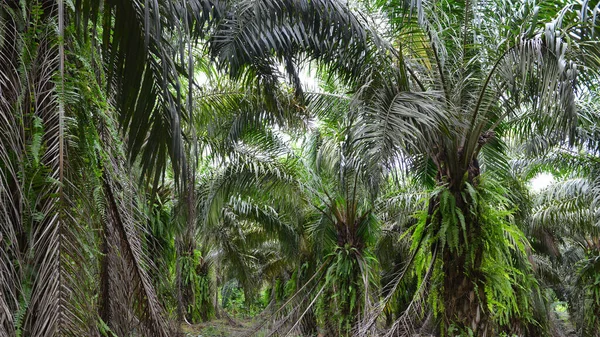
[181,318,261,337]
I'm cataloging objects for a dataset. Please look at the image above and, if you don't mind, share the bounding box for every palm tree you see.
[343,0,600,335]
[0,0,375,336]
[0,1,172,335]
[194,2,600,333]
[529,176,600,337]
[297,104,383,336]
[511,91,600,337]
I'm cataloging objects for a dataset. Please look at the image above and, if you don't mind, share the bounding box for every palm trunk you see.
[441,226,488,335]
[176,180,198,323]
[436,157,490,336]
[175,240,184,321]
[176,236,196,322]
[330,220,364,336]
[213,271,221,319]
[98,228,111,326]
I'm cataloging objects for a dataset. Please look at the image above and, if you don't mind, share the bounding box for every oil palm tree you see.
[345,0,600,335]
[510,90,600,337]
[298,104,383,336]
[530,176,600,337]
[0,1,172,335]
[0,0,375,336]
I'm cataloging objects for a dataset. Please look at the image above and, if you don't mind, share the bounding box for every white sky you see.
[529,172,554,192]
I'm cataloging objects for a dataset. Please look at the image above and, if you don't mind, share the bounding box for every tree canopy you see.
[1,0,600,336]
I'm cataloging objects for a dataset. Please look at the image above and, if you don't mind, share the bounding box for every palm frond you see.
[228,195,299,257]
[74,0,222,187]
[0,5,24,336]
[99,132,172,337]
[0,2,99,335]
[208,0,382,87]
[531,177,594,236]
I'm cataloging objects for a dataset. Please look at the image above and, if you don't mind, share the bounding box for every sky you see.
[529,172,554,192]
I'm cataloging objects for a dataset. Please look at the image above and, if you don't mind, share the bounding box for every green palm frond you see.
[208,0,382,88]
[71,0,382,189]
[193,82,304,160]
[531,177,595,236]
[228,195,299,257]
[357,88,449,169]
[74,0,196,187]
[72,0,225,188]
[198,147,300,230]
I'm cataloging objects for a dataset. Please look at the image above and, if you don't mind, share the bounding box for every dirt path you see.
[180,318,260,337]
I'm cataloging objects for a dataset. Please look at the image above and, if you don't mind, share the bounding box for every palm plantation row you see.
[1,0,599,336]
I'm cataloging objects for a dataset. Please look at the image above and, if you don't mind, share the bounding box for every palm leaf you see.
[99,127,172,337]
